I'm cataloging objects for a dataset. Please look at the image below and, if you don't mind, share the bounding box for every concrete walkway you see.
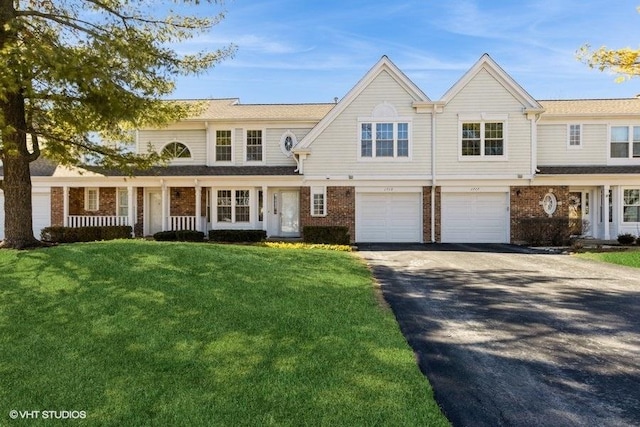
[359,244,640,427]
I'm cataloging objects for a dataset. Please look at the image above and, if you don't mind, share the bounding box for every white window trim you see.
[213,128,235,164]
[116,188,128,217]
[607,124,640,165]
[310,186,327,217]
[622,187,640,223]
[85,188,99,211]
[243,128,266,165]
[567,124,582,149]
[215,188,253,224]
[357,118,413,161]
[457,114,509,162]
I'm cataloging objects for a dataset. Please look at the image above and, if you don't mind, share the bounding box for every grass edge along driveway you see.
[0,240,449,426]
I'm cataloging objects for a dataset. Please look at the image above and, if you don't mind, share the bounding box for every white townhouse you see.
[1,54,639,243]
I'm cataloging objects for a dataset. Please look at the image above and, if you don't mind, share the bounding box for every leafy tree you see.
[0,0,233,248]
[578,8,640,81]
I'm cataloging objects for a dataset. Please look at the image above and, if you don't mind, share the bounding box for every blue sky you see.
[173,0,640,103]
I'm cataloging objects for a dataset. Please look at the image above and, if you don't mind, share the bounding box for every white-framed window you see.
[258,190,264,222]
[85,188,99,211]
[162,141,191,158]
[623,188,640,222]
[610,125,640,159]
[117,188,128,217]
[359,122,410,159]
[311,186,326,217]
[460,121,506,158]
[215,130,233,162]
[245,129,264,162]
[216,189,251,223]
[568,124,582,148]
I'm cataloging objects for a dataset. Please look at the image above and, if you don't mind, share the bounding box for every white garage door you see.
[356,192,422,242]
[0,191,50,240]
[32,192,51,240]
[442,192,509,243]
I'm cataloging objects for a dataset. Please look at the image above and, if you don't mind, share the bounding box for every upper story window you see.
[246,130,263,162]
[215,130,232,162]
[568,124,582,148]
[360,122,410,158]
[358,102,411,160]
[610,126,640,159]
[162,141,191,158]
[459,114,508,160]
[280,130,297,157]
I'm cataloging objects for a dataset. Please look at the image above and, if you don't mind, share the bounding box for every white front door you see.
[148,190,163,235]
[280,191,299,236]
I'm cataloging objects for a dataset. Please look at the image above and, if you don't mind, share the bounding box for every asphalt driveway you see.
[358,244,640,427]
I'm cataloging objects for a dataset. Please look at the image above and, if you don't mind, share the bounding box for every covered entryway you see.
[356,191,422,243]
[441,191,509,243]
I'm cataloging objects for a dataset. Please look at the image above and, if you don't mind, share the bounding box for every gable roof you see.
[440,54,543,111]
[296,56,431,150]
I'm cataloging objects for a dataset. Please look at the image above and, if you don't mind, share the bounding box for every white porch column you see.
[262,185,268,234]
[161,180,168,231]
[63,186,69,227]
[603,184,610,240]
[195,180,202,232]
[127,186,135,235]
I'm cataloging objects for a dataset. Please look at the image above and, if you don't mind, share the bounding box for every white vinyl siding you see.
[537,123,607,165]
[303,70,431,177]
[139,129,206,164]
[356,192,422,242]
[436,69,531,175]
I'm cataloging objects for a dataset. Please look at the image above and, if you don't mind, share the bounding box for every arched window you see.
[162,141,191,158]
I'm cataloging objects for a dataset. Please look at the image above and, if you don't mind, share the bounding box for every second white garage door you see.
[441,192,509,243]
[356,192,422,243]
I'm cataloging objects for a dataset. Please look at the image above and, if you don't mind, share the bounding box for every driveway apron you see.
[359,244,640,427]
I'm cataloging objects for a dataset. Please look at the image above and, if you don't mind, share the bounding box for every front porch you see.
[52,184,303,238]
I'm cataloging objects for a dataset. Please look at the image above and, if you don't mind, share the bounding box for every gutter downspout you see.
[431,108,437,243]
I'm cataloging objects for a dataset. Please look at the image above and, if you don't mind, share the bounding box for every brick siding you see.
[300,186,355,242]
[510,185,570,243]
[51,187,63,226]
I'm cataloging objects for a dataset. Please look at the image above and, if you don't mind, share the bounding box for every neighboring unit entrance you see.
[356,192,422,242]
[147,190,163,235]
[441,192,509,243]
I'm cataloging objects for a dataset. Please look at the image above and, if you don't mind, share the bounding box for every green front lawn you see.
[0,240,449,426]
[577,250,640,268]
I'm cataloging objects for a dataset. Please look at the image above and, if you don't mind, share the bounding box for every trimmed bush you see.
[303,226,350,245]
[617,233,636,245]
[209,229,266,243]
[153,230,205,242]
[516,217,571,246]
[41,226,132,243]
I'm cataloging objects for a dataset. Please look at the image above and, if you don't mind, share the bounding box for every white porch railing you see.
[170,216,198,231]
[68,216,129,227]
